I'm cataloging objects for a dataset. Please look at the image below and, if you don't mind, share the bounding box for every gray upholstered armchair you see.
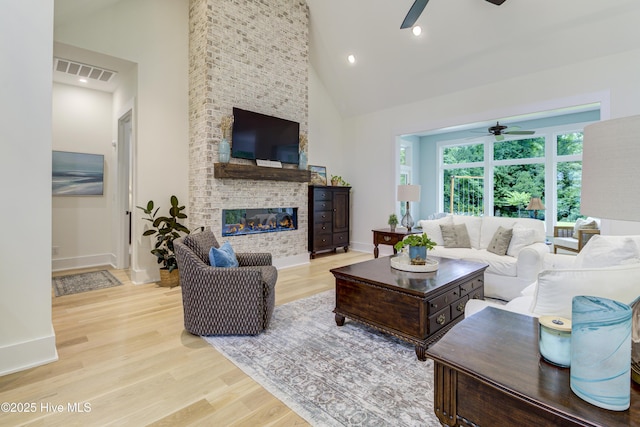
[174,229,277,335]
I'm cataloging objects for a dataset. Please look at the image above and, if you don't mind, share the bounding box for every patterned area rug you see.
[52,270,123,297]
[204,291,440,426]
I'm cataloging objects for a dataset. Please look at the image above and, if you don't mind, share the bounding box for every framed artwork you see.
[308,165,327,186]
[52,150,104,196]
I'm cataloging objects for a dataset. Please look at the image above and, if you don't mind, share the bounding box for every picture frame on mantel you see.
[308,165,327,186]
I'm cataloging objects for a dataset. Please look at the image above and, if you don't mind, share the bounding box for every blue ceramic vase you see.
[409,245,427,265]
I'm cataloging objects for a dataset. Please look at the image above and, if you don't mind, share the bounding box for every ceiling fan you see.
[401,0,508,29]
[482,121,535,141]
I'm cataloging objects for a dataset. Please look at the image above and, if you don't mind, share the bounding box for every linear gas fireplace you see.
[222,207,298,237]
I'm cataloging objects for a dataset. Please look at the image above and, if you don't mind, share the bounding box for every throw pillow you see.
[209,241,239,268]
[440,223,471,248]
[487,226,513,256]
[507,224,538,257]
[572,217,598,239]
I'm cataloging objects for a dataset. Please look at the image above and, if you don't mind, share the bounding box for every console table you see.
[426,307,640,426]
[372,228,417,258]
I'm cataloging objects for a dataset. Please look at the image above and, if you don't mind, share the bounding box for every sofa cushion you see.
[574,234,640,268]
[418,215,452,246]
[430,247,517,277]
[531,263,640,319]
[507,224,539,257]
[440,224,472,248]
[183,229,220,264]
[480,217,516,249]
[451,216,483,248]
[487,226,513,256]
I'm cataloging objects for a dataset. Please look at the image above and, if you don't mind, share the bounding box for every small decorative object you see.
[390,252,438,272]
[308,165,327,186]
[397,184,421,231]
[330,175,350,186]
[388,214,398,231]
[137,195,192,287]
[570,295,632,411]
[394,233,437,266]
[219,115,233,163]
[539,316,571,367]
[298,134,308,170]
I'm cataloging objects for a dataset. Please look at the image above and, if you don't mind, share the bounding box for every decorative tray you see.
[390,256,439,272]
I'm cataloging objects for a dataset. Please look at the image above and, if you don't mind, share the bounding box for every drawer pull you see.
[431,303,438,309]
[457,302,465,312]
[437,314,446,325]
[472,292,480,299]
[322,226,326,230]
[384,236,391,242]
[460,286,467,293]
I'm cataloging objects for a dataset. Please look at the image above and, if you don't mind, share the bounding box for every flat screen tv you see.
[231,107,300,164]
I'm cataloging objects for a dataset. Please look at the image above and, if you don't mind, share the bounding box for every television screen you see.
[231,107,300,164]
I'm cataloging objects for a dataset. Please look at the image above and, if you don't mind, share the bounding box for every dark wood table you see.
[330,256,487,361]
[372,228,418,258]
[426,307,640,426]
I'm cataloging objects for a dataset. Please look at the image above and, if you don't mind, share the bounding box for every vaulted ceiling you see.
[54,0,640,118]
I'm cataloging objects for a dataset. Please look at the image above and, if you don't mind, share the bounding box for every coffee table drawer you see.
[429,306,451,334]
[451,294,469,320]
[460,277,483,298]
[428,288,461,314]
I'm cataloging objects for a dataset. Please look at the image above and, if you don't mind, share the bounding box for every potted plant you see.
[137,195,190,287]
[330,175,350,186]
[388,213,398,231]
[394,233,437,265]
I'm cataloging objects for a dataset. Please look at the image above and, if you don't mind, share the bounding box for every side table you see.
[372,228,417,258]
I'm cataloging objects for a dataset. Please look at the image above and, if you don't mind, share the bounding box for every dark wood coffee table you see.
[330,256,487,361]
[426,307,640,426]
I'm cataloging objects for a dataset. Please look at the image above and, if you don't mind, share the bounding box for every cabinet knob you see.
[437,314,446,325]
[457,302,465,312]
[383,236,391,242]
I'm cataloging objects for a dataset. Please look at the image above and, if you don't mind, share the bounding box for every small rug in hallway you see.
[203,291,440,426]
[52,270,123,297]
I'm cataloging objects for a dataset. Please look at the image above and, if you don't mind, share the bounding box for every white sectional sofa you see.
[418,214,549,301]
[465,234,640,319]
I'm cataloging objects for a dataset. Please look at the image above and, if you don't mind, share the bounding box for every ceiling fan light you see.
[412,26,422,36]
[347,54,356,64]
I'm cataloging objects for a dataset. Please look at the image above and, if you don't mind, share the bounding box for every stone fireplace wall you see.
[188,0,309,263]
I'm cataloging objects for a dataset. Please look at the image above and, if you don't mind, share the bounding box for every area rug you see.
[52,270,123,297]
[203,291,440,426]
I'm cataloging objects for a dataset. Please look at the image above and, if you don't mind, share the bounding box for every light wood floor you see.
[0,251,373,426]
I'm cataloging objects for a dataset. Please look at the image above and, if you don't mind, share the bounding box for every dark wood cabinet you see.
[308,185,350,258]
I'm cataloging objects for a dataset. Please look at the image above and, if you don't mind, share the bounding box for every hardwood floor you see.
[0,251,373,426]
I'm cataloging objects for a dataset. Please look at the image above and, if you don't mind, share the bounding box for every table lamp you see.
[526,197,545,219]
[580,114,640,384]
[397,184,421,231]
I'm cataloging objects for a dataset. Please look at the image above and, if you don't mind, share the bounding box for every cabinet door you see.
[333,189,350,234]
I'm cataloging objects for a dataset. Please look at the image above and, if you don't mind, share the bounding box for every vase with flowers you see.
[219,115,233,163]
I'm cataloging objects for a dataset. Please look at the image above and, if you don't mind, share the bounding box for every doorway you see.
[116,110,133,269]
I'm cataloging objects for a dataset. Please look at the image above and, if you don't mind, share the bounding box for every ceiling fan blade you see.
[505,130,535,135]
[401,0,429,29]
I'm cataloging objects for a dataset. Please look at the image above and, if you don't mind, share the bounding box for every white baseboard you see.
[52,253,114,272]
[0,329,58,376]
[274,253,310,269]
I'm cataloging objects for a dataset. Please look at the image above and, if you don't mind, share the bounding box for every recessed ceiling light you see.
[347,54,356,64]
[78,78,88,83]
[412,26,422,36]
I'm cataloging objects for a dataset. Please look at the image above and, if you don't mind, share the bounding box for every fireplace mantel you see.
[214,163,310,182]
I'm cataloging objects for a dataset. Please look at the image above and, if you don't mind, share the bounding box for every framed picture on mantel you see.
[309,165,327,186]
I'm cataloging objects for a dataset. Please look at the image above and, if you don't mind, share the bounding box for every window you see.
[556,132,583,223]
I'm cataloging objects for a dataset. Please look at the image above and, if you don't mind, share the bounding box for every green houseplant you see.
[394,233,437,265]
[330,175,350,186]
[137,195,191,287]
[388,213,399,231]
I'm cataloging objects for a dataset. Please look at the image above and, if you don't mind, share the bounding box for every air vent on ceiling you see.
[54,58,117,83]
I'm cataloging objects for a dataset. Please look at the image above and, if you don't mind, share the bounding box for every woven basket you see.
[159,268,180,288]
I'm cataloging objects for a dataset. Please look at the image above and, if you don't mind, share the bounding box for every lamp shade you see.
[526,197,545,211]
[397,184,421,202]
[581,115,640,221]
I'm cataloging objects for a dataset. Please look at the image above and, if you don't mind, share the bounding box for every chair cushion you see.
[440,223,471,248]
[184,230,219,264]
[487,226,513,256]
[209,242,239,267]
[553,237,579,251]
[572,217,599,238]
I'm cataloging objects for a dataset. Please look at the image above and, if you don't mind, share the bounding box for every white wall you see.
[52,83,114,270]
[0,0,58,375]
[344,48,640,253]
[54,0,190,283]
